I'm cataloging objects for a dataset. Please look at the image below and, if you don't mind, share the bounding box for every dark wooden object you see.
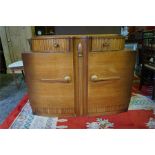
[139,30,155,99]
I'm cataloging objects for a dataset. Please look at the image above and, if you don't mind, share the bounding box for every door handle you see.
[77,42,83,57]
[91,75,120,82]
[41,75,71,83]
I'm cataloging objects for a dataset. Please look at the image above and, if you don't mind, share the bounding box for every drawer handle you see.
[41,75,71,83]
[91,75,120,82]
[53,42,59,48]
[102,42,110,48]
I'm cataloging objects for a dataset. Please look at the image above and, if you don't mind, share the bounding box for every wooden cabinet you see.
[22,34,135,117]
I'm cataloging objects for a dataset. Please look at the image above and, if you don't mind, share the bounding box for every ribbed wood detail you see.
[91,37,124,52]
[32,38,70,52]
[32,106,75,117]
[88,104,128,113]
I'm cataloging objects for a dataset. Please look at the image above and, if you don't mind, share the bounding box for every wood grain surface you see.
[23,34,135,117]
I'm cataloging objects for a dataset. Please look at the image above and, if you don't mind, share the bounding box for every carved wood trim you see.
[32,106,75,117]
[73,37,89,116]
[82,37,89,115]
[68,37,73,53]
[73,38,80,116]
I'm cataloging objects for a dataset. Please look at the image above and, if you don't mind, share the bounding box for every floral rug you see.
[10,102,58,129]
[8,93,155,129]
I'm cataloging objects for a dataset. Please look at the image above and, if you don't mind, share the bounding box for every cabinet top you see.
[32,34,124,39]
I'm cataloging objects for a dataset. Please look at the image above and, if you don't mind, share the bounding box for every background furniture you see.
[34,26,121,35]
[22,34,135,117]
[139,30,155,99]
[8,60,24,88]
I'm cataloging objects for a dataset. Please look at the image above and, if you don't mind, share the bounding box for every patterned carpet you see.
[1,73,154,129]
[10,102,58,129]
[0,74,27,124]
[9,94,155,129]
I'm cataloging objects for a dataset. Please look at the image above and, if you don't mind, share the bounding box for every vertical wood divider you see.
[73,37,89,116]
[73,37,80,116]
[83,37,89,115]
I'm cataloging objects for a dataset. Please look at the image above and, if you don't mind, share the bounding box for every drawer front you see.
[88,51,135,116]
[32,38,70,52]
[22,52,75,117]
[91,37,125,52]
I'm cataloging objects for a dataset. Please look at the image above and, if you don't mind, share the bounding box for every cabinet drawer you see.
[32,38,70,52]
[91,37,125,52]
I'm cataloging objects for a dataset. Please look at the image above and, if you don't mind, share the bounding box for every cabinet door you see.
[22,52,75,117]
[88,50,135,116]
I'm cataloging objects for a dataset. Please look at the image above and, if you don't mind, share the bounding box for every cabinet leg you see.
[21,69,25,80]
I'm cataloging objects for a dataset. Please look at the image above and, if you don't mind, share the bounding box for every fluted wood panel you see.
[31,106,75,117]
[91,37,124,51]
[32,38,70,52]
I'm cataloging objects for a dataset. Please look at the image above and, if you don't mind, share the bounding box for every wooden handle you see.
[102,42,110,47]
[41,75,71,83]
[91,75,120,82]
[77,42,83,57]
[53,42,59,48]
